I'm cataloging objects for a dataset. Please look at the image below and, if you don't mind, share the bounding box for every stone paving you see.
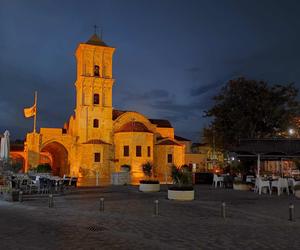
[1,185,300,249]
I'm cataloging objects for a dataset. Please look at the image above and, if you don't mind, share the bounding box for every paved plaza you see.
[1,185,300,249]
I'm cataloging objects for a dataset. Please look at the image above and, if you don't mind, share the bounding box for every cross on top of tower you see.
[94,25,99,35]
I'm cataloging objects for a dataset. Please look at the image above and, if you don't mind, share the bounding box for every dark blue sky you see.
[1,0,300,141]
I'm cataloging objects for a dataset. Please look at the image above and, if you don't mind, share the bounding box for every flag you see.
[24,104,36,118]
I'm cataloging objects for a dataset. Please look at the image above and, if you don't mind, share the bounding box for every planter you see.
[139,183,160,192]
[295,190,300,198]
[2,190,19,202]
[233,183,251,191]
[168,189,195,201]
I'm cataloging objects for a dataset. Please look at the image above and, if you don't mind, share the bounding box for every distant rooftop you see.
[149,119,172,128]
[175,135,191,142]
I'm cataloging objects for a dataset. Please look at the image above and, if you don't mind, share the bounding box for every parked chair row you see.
[254,177,290,196]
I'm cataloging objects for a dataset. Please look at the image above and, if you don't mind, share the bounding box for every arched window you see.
[93,119,99,128]
[93,94,99,104]
[94,65,100,77]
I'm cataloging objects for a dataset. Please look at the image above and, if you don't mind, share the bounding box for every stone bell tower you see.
[74,33,115,144]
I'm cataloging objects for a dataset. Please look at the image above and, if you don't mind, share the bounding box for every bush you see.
[168,185,194,191]
[294,185,300,191]
[139,179,159,184]
[36,163,52,173]
[142,162,153,178]
[171,165,193,187]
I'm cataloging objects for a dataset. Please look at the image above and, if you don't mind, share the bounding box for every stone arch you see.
[10,152,25,172]
[113,111,156,133]
[40,141,69,177]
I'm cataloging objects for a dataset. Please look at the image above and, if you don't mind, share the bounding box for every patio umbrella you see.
[0,130,10,161]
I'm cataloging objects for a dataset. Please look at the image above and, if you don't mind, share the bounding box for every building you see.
[24,34,186,185]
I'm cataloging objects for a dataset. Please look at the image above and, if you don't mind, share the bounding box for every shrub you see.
[139,179,159,184]
[171,165,193,187]
[36,163,52,173]
[294,185,300,191]
[168,185,194,191]
[142,162,153,178]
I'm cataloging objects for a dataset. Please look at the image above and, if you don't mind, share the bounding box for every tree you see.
[204,77,300,149]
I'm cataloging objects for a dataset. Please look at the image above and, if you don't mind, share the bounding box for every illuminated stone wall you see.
[24,34,186,185]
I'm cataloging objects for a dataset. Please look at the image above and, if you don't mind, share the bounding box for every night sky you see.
[1,0,300,141]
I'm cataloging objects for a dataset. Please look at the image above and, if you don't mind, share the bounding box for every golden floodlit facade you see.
[24,34,186,185]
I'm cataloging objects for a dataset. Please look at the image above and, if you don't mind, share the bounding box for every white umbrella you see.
[0,130,10,161]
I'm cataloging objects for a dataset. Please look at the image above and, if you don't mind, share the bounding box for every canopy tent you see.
[230,139,300,176]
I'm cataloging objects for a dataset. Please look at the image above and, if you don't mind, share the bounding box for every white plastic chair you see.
[272,178,289,196]
[212,174,223,188]
[255,177,271,195]
[289,178,300,194]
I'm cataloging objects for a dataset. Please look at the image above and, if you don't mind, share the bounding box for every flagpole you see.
[33,91,37,133]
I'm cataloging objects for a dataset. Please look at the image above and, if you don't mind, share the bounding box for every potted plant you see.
[168,165,194,201]
[139,162,160,192]
[1,187,19,202]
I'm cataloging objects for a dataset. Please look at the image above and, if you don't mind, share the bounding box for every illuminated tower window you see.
[93,94,99,104]
[93,119,99,128]
[136,146,142,157]
[147,146,151,157]
[167,154,173,163]
[94,153,101,162]
[123,145,129,156]
[94,65,100,77]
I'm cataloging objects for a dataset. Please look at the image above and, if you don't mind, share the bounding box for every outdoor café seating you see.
[212,174,224,188]
[255,177,271,195]
[271,177,289,196]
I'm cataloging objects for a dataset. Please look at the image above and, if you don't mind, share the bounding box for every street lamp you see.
[288,128,295,136]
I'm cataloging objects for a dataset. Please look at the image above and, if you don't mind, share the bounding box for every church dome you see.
[115,121,152,133]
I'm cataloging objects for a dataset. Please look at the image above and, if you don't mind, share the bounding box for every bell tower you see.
[74,33,115,143]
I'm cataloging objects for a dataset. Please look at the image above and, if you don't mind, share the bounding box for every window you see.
[147,146,151,157]
[94,65,100,76]
[94,153,101,162]
[93,94,99,104]
[167,154,173,164]
[123,145,129,157]
[136,146,142,157]
[93,119,99,128]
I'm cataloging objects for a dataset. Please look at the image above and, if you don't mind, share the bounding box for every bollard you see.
[154,200,159,216]
[19,191,23,203]
[48,194,54,208]
[289,203,294,221]
[99,197,104,212]
[221,202,226,219]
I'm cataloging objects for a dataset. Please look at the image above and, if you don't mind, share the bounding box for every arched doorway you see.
[41,142,69,176]
[10,152,25,172]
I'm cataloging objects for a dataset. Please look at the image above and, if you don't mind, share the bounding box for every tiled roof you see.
[175,135,191,141]
[156,139,181,146]
[112,109,127,120]
[115,122,152,133]
[83,139,111,145]
[149,119,172,128]
[86,34,109,47]
[231,139,300,156]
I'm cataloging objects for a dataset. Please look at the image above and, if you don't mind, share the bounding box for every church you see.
[24,33,188,185]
